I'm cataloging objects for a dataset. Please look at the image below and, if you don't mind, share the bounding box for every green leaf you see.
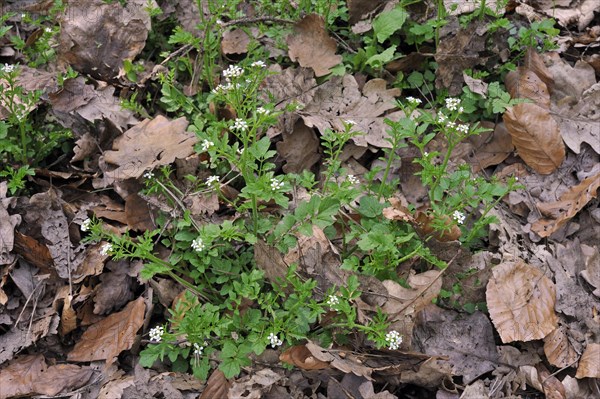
[365,46,396,69]
[219,357,242,378]
[359,196,384,218]
[373,6,408,43]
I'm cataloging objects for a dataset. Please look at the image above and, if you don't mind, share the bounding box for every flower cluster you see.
[270,178,284,191]
[231,118,248,132]
[0,63,15,73]
[256,107,270,115]
[344,119,356,126]
[406,96,422,105]
[385,330,403,350]
[452,210,466,225]
[326,294,340,308]
[457,124,469,134]
[100,243,113,256]
[445,97,462,112]
[149,326,165,342]
[267,332,283,348]
[80,218,92,232]
[201,139,214,152]
[143,170,154,179]
[222,65,243,80]
[206,175,220,186]
[346,175,359,186]
[250,60,266,68]
[192,237,205,252]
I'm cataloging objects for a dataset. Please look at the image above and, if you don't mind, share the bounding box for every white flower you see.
[206,175,220,186]
[193,342,205,355]
[80,218,92,232]
[256,107,270,115]
[143,170,154,179]
[231,118,248,132]
[216,19,224,26]
[457,124,469,134]
[251,60,266,68]
[385,330,403,350]
[406,96,422,105]
[437,113,446,123]
[447,121,456,129]
[423,152,429,157]
[222,65,244,80]
[237,147,245,155]
[201,139,214,152]
[100,243,113,256]
[211,83,233,94]
[326,295,340,308]
[452,210,466,225]
[346,175,359,186]
[515,176,519,181]
[267,332,283,348]
[270,178,284,191]
[149,326,165,342]
[191,237,205,252]
[445,97,461,112]
[458,106,464,113]
[1,63,15,73]
[344,119,356,126]
[21,13,27,18]
[44,27,52,33]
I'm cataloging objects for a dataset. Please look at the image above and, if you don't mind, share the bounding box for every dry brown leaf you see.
[221,28,250,55]
[0,354,93,399]
[199,369,230,399]
[575,343,600,379]
[276,120,321,173]
[125,193,156,231]
[503,102,565,174]
[466,122,514,172]
[68,296,145,363]
[280,345,330,370]
[348,0,380,24]
[531,171,600,237]
[382,197,414,223]
[523,48,554,89]
[102,116,195,183]
[382,270,443,319]
[505,67,551,107]
[59,0,151,80]
[287,14,342,77]
[305,341,374,380]
[59,290,78,336]
[228,369,283,399]
[580,244,600,298]
[520,364,566,399]
[486,261,558,343]
[543,326,579,368]
[299,75,402,148]
[0,185,20,266]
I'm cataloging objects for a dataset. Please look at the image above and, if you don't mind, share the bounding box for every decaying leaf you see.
[228,369,282,399]
[466,122,514,172]
[68,296,145,363]
[102,116,195,184]
[199,369,230,399]
[0,354,93,398]
[299,75,402,148]
[280,345,330,370]
[503,103,565,174]
[0,183,20,266]
[287,14,342,77]
[543,326,579,368]
[575,343,600,378]
[520,364,566,399]
[305,341,374,380]
[382,270,443,319]
[221,28,251,55]
[276,120,321,173]
[59,0,152,80]
[486,261,558,343]
[531,171,600,237]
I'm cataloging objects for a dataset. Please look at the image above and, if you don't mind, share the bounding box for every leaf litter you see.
[0,0,599,398]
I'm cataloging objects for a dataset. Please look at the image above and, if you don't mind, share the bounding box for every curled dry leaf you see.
[575,343,600,379]
[543,326,579,368]
[520,364,566,399]
[68,296,145,363]
[382,270,443,319]
[503,102,565,174]
[199,369,230,399]
[486,261,558,343]
[287,14,342,77]
[531,171,600,238]
[279,345,330,370]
